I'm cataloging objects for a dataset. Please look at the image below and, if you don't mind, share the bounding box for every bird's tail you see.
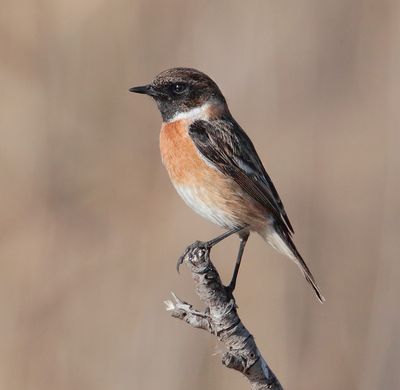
[263,222,325,303]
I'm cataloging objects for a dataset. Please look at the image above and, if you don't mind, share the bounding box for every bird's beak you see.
[129,84,158,97]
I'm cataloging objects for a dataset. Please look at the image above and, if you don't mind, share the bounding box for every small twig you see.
[165,242,283,390]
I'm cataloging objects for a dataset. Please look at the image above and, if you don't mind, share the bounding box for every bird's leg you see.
[177,226,247,272]
[205,225,246,247]
[227,231,249,294]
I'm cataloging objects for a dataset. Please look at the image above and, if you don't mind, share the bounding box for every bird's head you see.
[129,67,228,122]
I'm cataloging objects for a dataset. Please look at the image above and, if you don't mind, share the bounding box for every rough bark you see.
[165,241,284,390]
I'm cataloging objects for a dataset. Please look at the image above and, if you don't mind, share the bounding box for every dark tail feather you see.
[301,261,325,303]
[265,223,325,303]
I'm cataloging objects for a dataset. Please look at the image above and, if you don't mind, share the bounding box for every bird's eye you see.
[171,83,187,94]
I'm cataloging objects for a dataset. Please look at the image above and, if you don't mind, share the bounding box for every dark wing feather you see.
[189,119,294,235]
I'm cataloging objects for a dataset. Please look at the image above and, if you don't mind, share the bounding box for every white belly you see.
[174,183,236,228]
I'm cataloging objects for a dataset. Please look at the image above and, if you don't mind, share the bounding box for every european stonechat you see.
[130,68,324,302]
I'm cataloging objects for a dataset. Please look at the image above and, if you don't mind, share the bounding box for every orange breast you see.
[159,120,222,186]
[159,120,267,231]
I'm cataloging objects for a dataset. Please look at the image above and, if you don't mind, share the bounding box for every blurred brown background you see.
[1,1,399,389]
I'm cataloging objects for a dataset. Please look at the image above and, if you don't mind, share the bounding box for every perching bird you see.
[129,67,324,302]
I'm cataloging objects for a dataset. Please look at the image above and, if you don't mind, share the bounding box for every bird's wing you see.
[188,119,294,235]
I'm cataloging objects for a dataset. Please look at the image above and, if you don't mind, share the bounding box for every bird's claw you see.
[176,255,184,273]
[225,284,236,304]
[176,240,210,273]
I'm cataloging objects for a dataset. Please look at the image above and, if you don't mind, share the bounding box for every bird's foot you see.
[176,240,211,273]
[225,283,236,303]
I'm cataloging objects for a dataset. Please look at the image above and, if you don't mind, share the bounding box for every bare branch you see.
[165,242,284,390]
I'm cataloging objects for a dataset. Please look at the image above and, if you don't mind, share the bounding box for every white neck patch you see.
[169,103,211,122]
